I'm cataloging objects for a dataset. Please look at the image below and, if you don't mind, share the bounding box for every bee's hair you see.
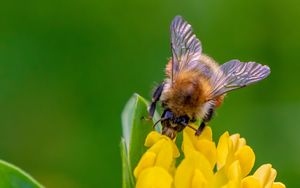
[161,70,212,118]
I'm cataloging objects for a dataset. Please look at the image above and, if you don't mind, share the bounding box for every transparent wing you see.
[210,60,271,98]
[170,16,202,81]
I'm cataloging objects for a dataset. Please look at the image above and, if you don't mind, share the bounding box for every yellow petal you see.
[235,145,255,177]
[146,131,180,158]
[230,134,248,156]
[145,131,167,147]
[230,134,241,152]
[134,151,156,178]
[214,167,228,188]
[183,126,216,166]
[184,125,213,141]
[155,140,174,172]
[220,161,242,188]
[136,167,173,188]
[192,169,208,188]
[170,140,180,158]
[223,180,240,188]
[238,138,246,150]
[227,160,242,181]
[253,164,276,188]
[265,168,277,188]
[175,151,213,188]
[194,139,217,169]
[174,155,195,188]
[147,139,166,154]
[198,126,213,140]
[182,130,197,156]
[183,124,197,138]
[272,182,286,188]
[217,132,230,169]
[241,176,262,188]
[190,150,214,179]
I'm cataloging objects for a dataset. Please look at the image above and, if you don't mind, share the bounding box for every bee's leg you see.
[195,108,215,136]
[187,124,198,132]
[148,83,165,118]
[195,122,206,136]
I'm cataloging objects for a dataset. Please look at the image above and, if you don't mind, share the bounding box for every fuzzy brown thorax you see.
[161,70,212,118]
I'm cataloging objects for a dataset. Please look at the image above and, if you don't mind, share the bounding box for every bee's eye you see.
[162,109,174,120]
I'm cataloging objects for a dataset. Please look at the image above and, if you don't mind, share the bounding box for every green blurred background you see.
[0,0,299,187]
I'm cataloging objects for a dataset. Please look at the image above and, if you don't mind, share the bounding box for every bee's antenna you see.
[153,118,167,129]
[181,122,198,132]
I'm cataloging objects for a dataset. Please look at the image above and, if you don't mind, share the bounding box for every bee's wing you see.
[210,60,270,98]
[170,16,202,81]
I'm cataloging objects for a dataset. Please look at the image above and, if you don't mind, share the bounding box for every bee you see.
[148,15,270,139]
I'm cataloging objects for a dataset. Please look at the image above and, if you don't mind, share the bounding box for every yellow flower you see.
[134,131,179,188]
[241,164,286,188]
[134,126,285,188]
[135,167,173,188]
[182,125,217,168]
[212,131,256,187]
[174,149,214,188]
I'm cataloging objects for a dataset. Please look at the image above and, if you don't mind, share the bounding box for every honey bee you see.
[148,15,271,139]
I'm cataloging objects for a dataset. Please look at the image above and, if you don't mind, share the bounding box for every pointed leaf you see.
[122,93,160,170]
[120,138,134,188]
[0,160,43,188]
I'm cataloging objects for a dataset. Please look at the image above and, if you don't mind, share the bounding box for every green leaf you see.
[120,138,134,188]
[121,93,161,188]
[0,160,43,188]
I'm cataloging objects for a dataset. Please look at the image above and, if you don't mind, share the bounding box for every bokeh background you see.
[1,0,299,187]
